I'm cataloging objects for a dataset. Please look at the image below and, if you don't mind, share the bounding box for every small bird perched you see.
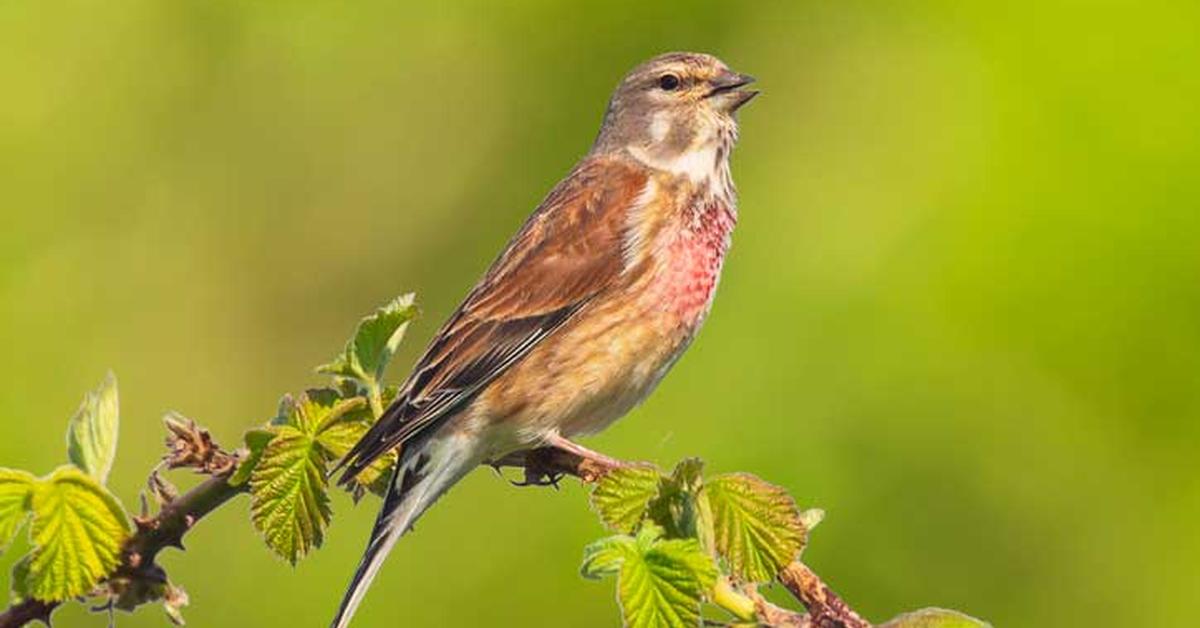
[331,52,757,627]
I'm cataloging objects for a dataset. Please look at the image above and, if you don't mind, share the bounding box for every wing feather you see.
[337,156,648,484]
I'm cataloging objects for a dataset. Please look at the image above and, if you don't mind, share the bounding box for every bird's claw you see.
[509,471,563,489]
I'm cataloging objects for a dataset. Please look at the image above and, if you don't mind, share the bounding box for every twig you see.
[0,431,247,628]
[779,562,871,628]
[0,475,246,628]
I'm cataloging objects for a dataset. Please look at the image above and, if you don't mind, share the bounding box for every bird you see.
[330,51,758,627]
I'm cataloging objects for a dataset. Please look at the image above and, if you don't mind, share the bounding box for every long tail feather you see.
[330,432,482,628]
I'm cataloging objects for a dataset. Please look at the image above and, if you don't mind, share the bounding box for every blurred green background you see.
[2,1,1197,626]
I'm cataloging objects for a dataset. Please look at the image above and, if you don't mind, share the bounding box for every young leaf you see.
[646,458,705,540]
[580,535,635,580]
[590,465,662,533]
[26,466,131,601]
[316,413,395,498]
[317,294,417,389]
[65,372,120,483]
[880,607,992,628]
[248,426,331,564]
[705,473,806,583]
[581,524,718,628]
[0,469,36,553]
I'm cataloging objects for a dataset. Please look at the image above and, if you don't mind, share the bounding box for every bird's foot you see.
[512,450,565,489]
[486,449,564,489]
[486,436,629,486]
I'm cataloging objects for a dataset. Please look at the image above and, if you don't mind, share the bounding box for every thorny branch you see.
[2,429,874,628]
[0,422,246,628]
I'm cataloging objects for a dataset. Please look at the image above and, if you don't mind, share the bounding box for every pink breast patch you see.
[659,200,736,322]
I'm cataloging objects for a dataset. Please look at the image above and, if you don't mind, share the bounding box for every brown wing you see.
[337,156,648,484]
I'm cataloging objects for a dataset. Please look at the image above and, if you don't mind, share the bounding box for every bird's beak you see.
[706,71,759,112]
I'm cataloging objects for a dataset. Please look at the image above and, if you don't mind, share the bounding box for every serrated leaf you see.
[228,428,274,487]
[582,524,717,628]
[248,426,331,564]
[705,473,805,583]
[317,294,417,388]
[581,535,635,580]
[26,466,131,601]
[880,608,992,628]
[591,465,662,533]
[271,388,364,436]
[646,458,705,540]
[316,416,395,498]
[66,372,120,483]
[295,388,393,496]
[0,469,36,553]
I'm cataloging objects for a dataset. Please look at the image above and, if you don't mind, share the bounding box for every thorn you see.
[133,515,157,534]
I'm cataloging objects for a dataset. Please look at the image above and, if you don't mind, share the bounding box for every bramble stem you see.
[779,562,871,628]
[0,464,248,628]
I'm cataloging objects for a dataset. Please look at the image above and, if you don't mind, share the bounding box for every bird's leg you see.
[542,433,627,471]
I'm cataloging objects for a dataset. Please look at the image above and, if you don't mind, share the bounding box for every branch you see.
[779,562,871,628]
[0,425,247,628]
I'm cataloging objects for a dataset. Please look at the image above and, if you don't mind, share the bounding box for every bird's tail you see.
[330,431,483,628]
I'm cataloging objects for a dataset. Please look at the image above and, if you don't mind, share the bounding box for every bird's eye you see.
[658,74,681,91]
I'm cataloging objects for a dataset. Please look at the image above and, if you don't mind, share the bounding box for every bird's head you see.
[592,52,757,175]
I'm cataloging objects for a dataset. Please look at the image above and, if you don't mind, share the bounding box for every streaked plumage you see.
[331,52,757,627]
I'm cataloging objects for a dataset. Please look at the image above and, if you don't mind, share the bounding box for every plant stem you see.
[712,577,758,621]
[778,561,871,628]
[0,469,247,628]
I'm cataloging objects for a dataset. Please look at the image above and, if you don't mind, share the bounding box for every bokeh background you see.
[2,1,1197,626]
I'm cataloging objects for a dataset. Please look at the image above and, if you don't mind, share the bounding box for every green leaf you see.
[247,387,393,560]
[591,465,662,533]
[317,294,417,389]
[316,413,395,498]
[705,473,806,583]
[248,425,331,564]
[65,372,120,483]
[646,458,705,540]
[0,469,36,553]
[25,466,131,601]
[580,535,634,580]
[880,608,992,628]
[581,524,718,628]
